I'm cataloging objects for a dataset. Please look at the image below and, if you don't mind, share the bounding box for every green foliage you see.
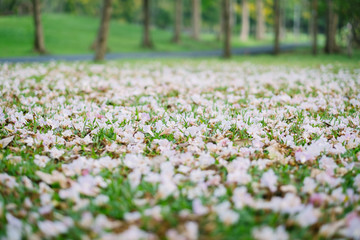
[153,0,173,29]
[202,0,220,28]
[112,0,142,23]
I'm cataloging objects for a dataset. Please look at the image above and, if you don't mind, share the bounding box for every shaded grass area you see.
[232,48,360,69]
[0,13,311,57]
[113,48,360,70]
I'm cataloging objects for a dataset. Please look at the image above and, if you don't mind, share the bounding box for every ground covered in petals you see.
[0,60,360,239]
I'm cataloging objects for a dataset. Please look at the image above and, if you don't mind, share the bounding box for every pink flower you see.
[253,225,289,240]
[295,151,312,164]
[309,193,326,206]
[192,199,208,216]
[341,214,360,239]
[319,156,337,172]
[49,147,64,159]
[34,155,50,167]
[261,169,278,192]
[295,205,319,227]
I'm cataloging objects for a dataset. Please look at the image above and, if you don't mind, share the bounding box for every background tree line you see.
[0,0,359,60]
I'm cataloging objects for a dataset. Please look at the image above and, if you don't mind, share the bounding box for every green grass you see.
[0,13,311,57]
[112,48,360,70]
[232,48,360,68]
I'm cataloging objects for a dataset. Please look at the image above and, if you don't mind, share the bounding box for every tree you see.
[293,3,301,41]
[217,2,224,41]
[274,0,280,55]
[336,0,360,47]
[324,0,338,53]
[0,0,18,15]
[94,0,112,61]
[222,0,231,58]
[240,0,249,41]
[230,0,235,32]
[346,23,353,57]
[200,0,221,39]
[142,0,153,48]
[311,0,318,55]
[279,0,286,39]
[191,0,201,40]
[32,0,47,54]
[172,0,182,43]
[255,0,265,40]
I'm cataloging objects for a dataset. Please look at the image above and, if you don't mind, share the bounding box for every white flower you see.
[198,154,215,168]
[38,220,69,237]
[94,194,109,206]
[302,177,317,194]
[6,213,22,240]
[252,139,264,148]
[124,211,141,222]
[134,132,145,142]
[214,201,239,225]
[192,198,208,216]
[128,170,142,189]
[62,130,73,137]
[0,173,18,189]
[184,221,198,240]
[79,212,93,229]
[144,206,162,221]
[253,225,288,240]
[295,151,312,164]
[319,156,337,172]
[353,174,360,192]
[103,225,154,240]
[232,187,253,209]
[340,216,360,239]
[218,209,239,225]
[158,180,177,199]
[34,155,50,167]
[227,170,251,185]
[260,169,278,192]
[295,204,319,227]
[48,147,64,159]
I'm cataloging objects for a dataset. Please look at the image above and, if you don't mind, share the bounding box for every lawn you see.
[0,13,313,57]
[0,56,359,239]
[117,49,360,69]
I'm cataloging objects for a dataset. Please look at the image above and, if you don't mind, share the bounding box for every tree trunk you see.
[333,12,339,47]
[308,0,312,35]
[352,20,360,46]
[32,0,46,54]
[240,0,249,41]
[325,0,338,53]
[311,0,318,55]
[223,0,231,58]
[255,0,265,40]
[346,23,353,58]
[172,0,182,43]
[191,0,201,40]
[217,2,224,41]
[274,0,280,55]
[142,0,153,48]
[231,0,236,31]
[293,3,300,41]
[94,0,112,61]
[280,0,286,40]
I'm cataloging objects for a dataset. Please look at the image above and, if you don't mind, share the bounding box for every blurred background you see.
[0,0,358,59]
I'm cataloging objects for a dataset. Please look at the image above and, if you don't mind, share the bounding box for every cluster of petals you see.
[0,62,359,239]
